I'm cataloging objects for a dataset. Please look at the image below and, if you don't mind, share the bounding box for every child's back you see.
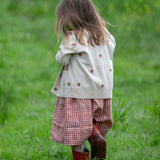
[51,30,116,99]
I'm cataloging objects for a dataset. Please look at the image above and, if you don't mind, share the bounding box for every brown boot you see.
[88,123,106,160]
[72,149,89,160]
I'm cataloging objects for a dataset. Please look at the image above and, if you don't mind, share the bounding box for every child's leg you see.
[71,143,89,160]
[71,143,85,153]
[88,122,106,159]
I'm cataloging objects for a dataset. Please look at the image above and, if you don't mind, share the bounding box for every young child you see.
[50,0,116,159]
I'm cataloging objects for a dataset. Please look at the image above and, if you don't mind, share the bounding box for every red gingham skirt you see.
[50,97,113,146]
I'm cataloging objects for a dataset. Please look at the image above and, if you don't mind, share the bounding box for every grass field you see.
[0,0,160,159]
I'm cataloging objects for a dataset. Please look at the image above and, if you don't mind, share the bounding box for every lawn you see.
[0,0,160,159]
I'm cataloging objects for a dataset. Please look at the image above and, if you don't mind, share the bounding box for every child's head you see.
[56,0,109,46]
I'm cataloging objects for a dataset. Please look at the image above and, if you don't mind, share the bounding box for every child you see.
[50,0,116,159]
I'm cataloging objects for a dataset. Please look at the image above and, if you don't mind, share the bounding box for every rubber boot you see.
[72,149,89,160]
[88,123,106,160]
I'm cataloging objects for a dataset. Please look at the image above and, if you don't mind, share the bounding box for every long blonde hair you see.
[56,0,110,46]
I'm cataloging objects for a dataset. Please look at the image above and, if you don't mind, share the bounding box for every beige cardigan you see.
[51,30,116,99]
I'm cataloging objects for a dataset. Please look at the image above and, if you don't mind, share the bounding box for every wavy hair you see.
[56,0,110,46]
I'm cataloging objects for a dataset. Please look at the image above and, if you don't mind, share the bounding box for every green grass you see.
[0,0,160,159]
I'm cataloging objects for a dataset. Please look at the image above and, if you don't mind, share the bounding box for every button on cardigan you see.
[51,29,116,99]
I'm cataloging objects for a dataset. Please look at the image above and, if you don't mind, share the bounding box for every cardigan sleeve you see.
[107,34,116,60]
[56,31,86,66]
[105,28,116,60]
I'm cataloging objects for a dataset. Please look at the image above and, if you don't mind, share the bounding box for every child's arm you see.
[56,49,72,66]
[56,31,86,66]
[105,28,116,60]
[107,34,116,60]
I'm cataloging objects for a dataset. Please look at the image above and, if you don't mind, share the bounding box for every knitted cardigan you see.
[51,30,116,99]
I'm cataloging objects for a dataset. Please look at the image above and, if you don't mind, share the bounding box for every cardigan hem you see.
[51,87,112,99]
